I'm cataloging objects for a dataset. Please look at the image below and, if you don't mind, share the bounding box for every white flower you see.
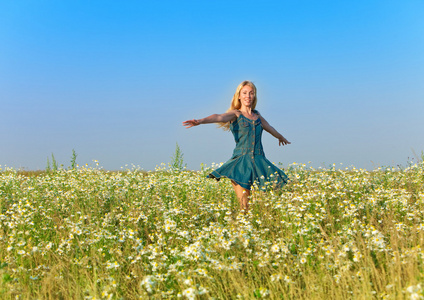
[258,287,270,298]
[164,219,177,232]
[106,261,120,269]
[182,287,196,300]
[271,273,282,282]
[179,230,190,239]
[140,275,156,293]
[284,275,292,284]
[198,285,208,295]
[270,244,279,253]
[406,284,423,300]
[46,242,53,250]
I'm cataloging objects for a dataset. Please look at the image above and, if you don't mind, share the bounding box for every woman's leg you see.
[231,181,250,211]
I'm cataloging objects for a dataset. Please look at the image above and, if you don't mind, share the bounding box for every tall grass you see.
[0,161,424,299]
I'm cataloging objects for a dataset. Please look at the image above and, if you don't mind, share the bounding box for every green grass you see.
[0,162,424,299]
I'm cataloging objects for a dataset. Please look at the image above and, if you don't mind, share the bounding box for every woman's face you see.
[239,85,255,108]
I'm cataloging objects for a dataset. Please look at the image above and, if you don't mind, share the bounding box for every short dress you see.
[208,110,289,190]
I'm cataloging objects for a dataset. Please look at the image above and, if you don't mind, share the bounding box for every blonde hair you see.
[219,80,257,131]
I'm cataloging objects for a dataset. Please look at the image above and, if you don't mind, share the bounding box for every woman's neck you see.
[239,106,253,115]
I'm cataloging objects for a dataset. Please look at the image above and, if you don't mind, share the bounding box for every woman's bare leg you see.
[231,181,250,211]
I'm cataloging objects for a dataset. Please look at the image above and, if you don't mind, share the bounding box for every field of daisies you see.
[1,160,424,299]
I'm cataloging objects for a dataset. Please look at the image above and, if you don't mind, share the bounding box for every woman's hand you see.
[259,115,291,146]
[278,136,291,146]
[182,119,200,128]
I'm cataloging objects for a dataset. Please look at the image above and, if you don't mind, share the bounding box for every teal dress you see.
[208,111,289,190]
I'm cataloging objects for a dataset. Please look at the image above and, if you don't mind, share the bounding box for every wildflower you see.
[164,219,177,232]
[182,287,196,300]
[333,274,341,284]
[196,269,208,277]
[270,244,279,253]
[106,261,120,269]
[198,286,208,295]
[284,275,292,284]
[258,287,270,298]
[270,273,282,282]
[406,284,423,300]
[140,275,156,293]
[179,230,190,239]
[353,254,360,262]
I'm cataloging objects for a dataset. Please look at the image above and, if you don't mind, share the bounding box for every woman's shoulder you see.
[253,109,261,116]
[228,109,241,117]
[226,109,241,124]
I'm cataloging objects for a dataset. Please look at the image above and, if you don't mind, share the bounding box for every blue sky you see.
[1,0,423,171]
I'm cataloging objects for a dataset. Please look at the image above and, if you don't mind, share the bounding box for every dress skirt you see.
[208,153,288,190]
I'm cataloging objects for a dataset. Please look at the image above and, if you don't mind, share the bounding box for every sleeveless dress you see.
[208,110,289,190]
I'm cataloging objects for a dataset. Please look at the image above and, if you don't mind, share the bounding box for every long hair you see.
[219,80,257,131]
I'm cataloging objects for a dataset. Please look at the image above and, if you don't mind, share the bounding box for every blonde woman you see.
[183,80,290,211]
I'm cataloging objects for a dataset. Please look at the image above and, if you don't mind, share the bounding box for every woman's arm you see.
[259,115,291,146]
[183,110,238,128]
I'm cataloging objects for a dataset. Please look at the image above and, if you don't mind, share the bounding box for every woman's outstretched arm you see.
[183,111,238,128]
[259,115,291,146]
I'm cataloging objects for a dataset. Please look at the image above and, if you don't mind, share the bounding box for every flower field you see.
[1,161,424,299]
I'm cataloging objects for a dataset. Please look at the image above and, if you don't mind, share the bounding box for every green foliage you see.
[70,149,78,169]
[51,153,58,171]
[2,273,12,284]
[46,150,78,172]
[46,153,58,172]
[169,142,186,171]
[45,157,50,172]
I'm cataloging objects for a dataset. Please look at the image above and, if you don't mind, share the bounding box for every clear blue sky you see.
[1,0,423,171]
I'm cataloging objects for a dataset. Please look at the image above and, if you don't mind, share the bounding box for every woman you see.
[183,80,290,211]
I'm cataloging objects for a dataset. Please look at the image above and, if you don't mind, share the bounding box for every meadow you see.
[1,160,424,299]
